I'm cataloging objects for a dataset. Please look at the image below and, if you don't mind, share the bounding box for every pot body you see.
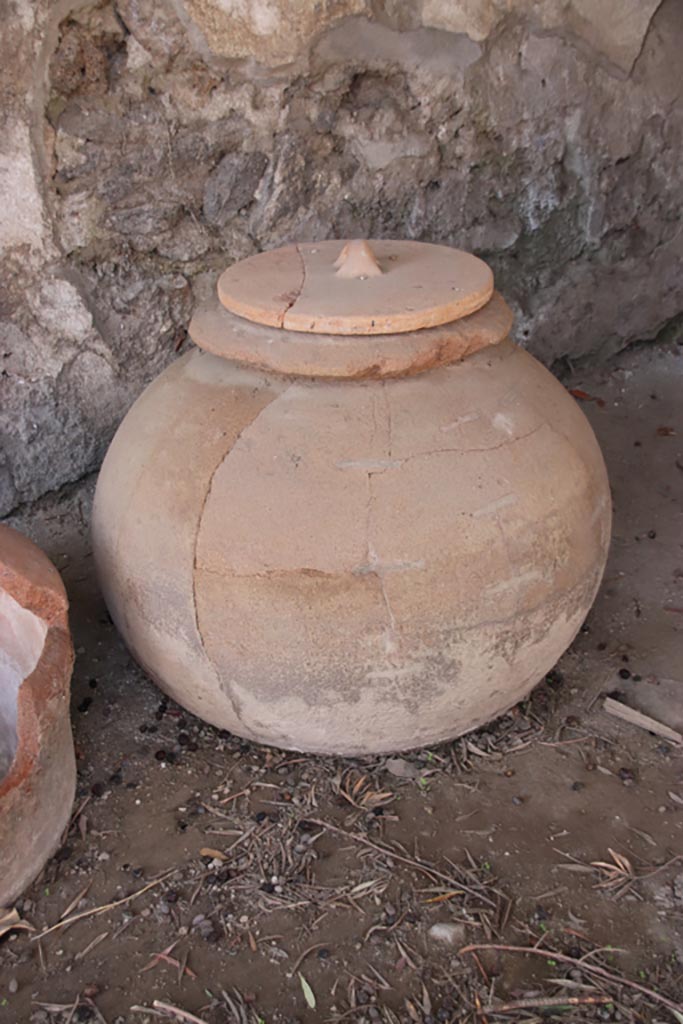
[92,339,610,755]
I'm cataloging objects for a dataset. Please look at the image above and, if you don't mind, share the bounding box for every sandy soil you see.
[1,340,682,1024]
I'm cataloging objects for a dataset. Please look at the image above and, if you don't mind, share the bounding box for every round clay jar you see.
[92,240,611,755]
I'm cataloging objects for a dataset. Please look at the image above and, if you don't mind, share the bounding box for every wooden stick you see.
[492,995,611,1012]
[131,1003,209,1024]
[152,1001,210,1024]
[308,819,496,908]
[458,943,683,1015]
[288,942,328,978]
[32,870,175,940]
[603,697,682,744]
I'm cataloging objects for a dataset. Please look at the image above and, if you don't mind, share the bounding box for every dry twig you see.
[459,943,683,1016]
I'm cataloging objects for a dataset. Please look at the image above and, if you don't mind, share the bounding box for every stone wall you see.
[1,0,681,516]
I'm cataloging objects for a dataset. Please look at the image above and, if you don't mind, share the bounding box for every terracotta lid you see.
[217,239,494,336]
[189,290,513,380]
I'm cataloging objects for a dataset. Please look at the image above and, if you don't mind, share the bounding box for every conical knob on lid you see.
[189,239,512,378]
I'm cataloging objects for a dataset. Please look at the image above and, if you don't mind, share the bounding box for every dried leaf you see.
[299,973,316,1009]
[361,790,394,809]
[199,847,226,861]
[405,998,421,1022]
[423,890,463,903]
[569,388,605,408]
[0,907,33,938]
[608,848,633,875]
[352,774,367,798]
[385,758,421,780]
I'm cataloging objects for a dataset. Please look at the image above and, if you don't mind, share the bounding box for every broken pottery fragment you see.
[92,239,611,755]
[0,525,76,905]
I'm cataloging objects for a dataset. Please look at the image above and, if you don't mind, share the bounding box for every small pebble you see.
[8,978,18,994]
[428,922,466,947]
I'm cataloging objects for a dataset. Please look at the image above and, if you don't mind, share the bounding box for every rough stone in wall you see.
[0,0,681,517]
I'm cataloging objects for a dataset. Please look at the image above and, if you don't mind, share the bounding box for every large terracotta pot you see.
[92,241,611,755]
[0,525,75,905]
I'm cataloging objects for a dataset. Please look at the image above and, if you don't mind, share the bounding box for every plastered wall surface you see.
[1,0,681,516]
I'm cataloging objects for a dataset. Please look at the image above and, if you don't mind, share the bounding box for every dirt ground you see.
[2,339,682,1024]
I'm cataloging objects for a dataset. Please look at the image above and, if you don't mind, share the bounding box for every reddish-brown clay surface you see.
[190,290,513,379]
[92,331,611,754]
[0,525,76,907]
[217,240,494,335]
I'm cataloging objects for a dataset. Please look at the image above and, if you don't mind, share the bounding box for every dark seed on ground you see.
[619,668,632,679]
[317,947,330,959]
[648,530,657,539]
[154,750,167,761]
[178,732,190,746]
[91,782,105,797]
[571,781,585,791]
[77,697,92,713]
[88,678,98,689]
[255,811,267,822]
[618,767,636,785]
